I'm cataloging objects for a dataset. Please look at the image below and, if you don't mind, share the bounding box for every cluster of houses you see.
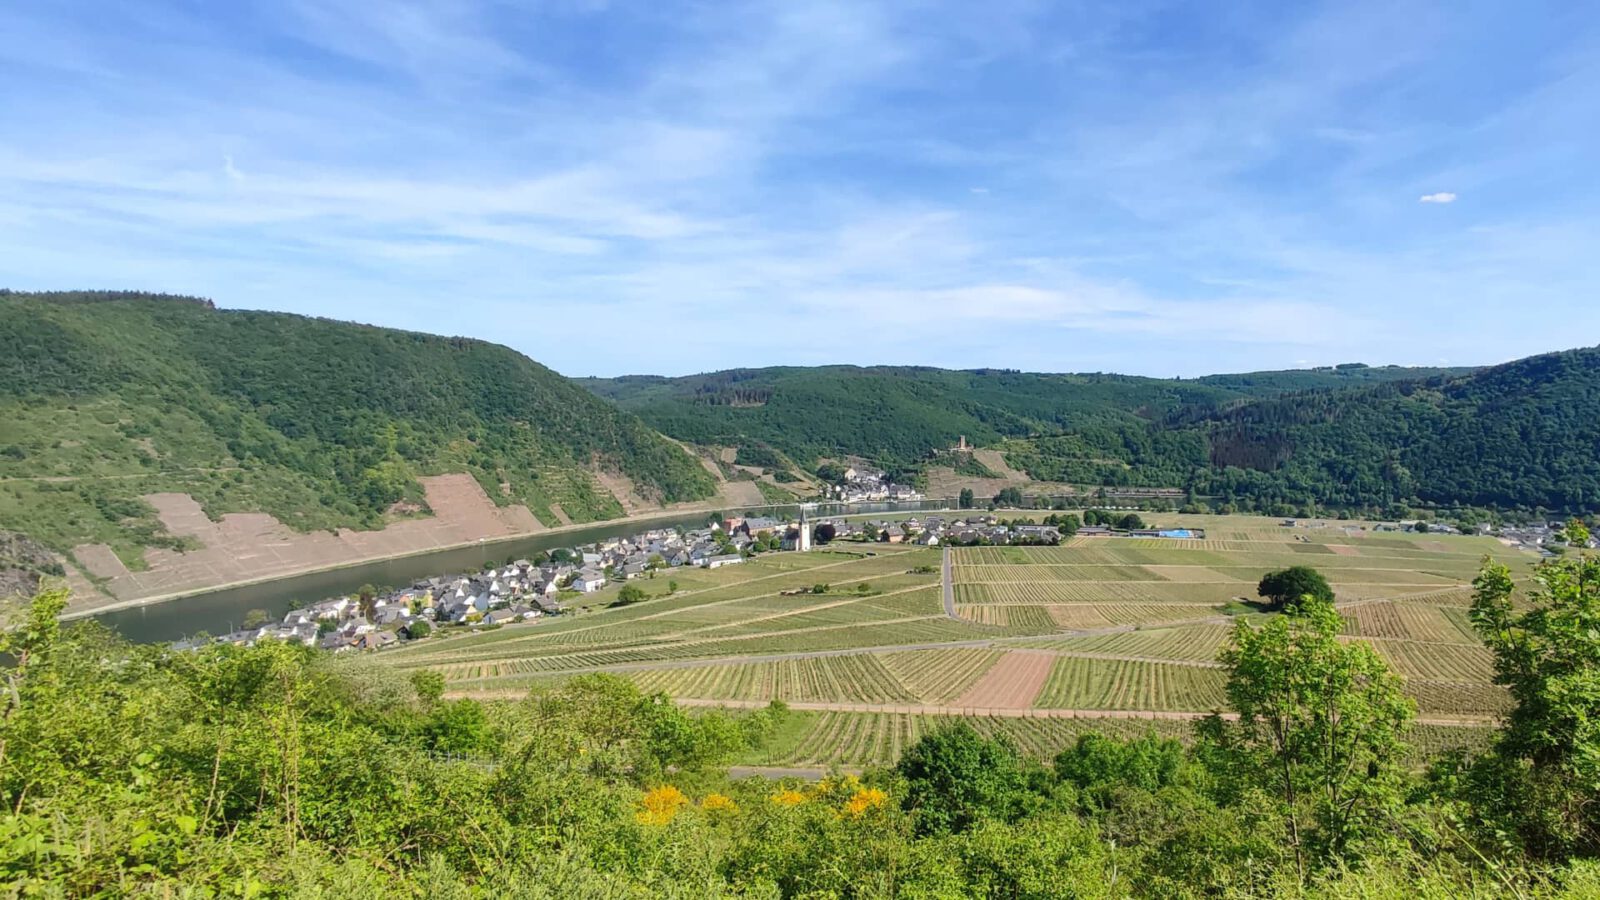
[179,508,1230,654]
[1495,521,1600,555]
[813,514,1077,547]
[1283,517,1600,557]
[822,466,922,503]
[185,516,827,653]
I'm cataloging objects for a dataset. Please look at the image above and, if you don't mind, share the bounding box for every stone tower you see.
[797,506,813,552]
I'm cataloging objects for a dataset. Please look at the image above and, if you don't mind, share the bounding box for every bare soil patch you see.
[88,474,550,606]
[972,449,1028,481]
[718,480,766,507]
[592,469,650,516]
[955,650,1055,708]
[72,543,131,579]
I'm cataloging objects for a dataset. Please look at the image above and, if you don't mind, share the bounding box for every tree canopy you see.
[1257,565,1335,612]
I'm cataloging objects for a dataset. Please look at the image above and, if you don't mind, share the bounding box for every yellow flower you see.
[636,785,688,826]
[701,793,737,812]
[841,787,888,819]
[769,788,807,807]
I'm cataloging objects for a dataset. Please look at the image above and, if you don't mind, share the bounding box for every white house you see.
[571,569,608,592]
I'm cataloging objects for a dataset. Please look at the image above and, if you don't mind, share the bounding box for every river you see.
[93,499,955,643]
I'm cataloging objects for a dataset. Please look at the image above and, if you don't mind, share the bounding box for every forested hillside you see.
[586,353,1599,517]
[1006,348,1600,516]
[580,366,1249,468]
[581,363,1471,472]
[0,291,716,562]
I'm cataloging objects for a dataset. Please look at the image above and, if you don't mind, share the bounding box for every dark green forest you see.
[0,291,716,562]
[4,546,1599,896]
[585,352,1600,517]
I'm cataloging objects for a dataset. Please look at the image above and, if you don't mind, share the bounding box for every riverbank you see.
[72,498,974,643]
[59,502,787,621]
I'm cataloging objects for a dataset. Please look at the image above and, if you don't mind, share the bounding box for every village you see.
[185,505,1589,654]
[187,507,1108,653]
[819,464,923,503]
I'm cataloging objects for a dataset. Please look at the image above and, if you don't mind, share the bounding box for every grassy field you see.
[385,514,1533,765]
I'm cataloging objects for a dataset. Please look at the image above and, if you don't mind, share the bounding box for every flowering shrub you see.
[770,789,807,807]
[701,793,738,812]
[637,785,689,825]
[842,786,888,819]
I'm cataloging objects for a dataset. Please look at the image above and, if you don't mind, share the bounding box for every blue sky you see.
[3,1,1597,377]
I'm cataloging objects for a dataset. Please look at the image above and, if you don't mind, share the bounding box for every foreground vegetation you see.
[0,291,716,565]
[3,533,1598,896]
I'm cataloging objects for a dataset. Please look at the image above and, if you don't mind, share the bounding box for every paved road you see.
[941,546,957,618]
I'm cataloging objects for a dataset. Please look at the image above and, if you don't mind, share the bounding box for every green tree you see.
[896,722,1028,835]
[410,669,445,705]
[1054,732,1190,810]
[1467,532,1600,857]
[615,583,647,606]
[958,488,975,509]
[993,487,1024,507]
[1117,513,1145,530]
[1256,565,1334,612]
[1214,596,1415,875]
[241,608,271,629]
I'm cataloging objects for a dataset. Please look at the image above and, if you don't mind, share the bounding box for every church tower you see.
[797,506,813,552]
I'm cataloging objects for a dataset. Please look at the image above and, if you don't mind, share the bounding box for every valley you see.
[382,512,1527,768]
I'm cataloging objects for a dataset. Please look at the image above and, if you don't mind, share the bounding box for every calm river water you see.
[94,499,953,643]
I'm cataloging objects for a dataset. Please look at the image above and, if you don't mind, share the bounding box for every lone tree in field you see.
[1467,518,1600,857]
[1257,565,1334,612]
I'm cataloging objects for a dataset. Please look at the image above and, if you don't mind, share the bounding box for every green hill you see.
[0,291,717,565]
[579,366,1251,469]
[583,355,1600,517]
[1004,348,1600,515]
[1193,362,1475,394]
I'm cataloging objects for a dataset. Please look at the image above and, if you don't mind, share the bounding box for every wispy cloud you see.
[0,0,1596,377]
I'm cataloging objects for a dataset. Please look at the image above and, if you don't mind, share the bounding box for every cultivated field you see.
[385,514,1534,765]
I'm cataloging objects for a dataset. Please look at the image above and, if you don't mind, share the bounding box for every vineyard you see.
[1016,625,1234,662]
[747,711,1198,767]
[744,711,1494,768]
[1032,657,1229,711]
[627,655,921,704]
[380,512,1535,739]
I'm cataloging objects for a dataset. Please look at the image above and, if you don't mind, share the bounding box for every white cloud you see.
[1419,192,1457,204]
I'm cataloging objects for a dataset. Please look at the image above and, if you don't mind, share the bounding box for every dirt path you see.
[440,692,1498,728]
[672,698,1498,726]
[941,546,957,619]
[727,765,851,781]
[954,650,1055,708]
